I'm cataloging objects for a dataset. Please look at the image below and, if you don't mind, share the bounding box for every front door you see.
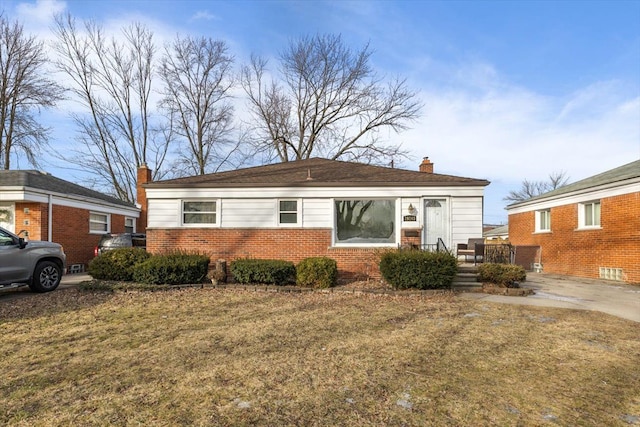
[423,199,449,250]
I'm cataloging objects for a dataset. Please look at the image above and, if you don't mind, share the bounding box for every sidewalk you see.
[459,272,640,323]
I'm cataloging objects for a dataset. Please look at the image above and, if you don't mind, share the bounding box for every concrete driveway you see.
[460,272,640,323]
[0,272,92,303]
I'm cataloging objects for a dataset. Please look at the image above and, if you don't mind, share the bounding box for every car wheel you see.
[29,261,62,292]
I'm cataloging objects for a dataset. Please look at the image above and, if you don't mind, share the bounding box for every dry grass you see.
[1,286,639,426]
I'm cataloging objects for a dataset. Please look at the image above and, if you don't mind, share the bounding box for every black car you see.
[94,233,146,256]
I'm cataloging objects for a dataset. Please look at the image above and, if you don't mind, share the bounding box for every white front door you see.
[423,199,449,250]
[0,203,15,232]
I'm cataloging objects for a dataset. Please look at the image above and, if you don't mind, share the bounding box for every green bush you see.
[88,248,151,281]
[132,252,210,285]
[296,257,338,288]
[231,258,296,285]
[477,263,526,287]
[379,249,458,290]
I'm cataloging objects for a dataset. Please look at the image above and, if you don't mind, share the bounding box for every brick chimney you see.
[136,163,152,233]
[419,157,434,173]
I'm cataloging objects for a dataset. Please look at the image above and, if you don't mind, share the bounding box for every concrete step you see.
[452,282,482,291]
[455,273,479,282]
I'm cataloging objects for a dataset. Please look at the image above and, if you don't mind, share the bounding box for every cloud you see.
[397,57,639,190]
[190,10,218,22]
[15,0,66,26]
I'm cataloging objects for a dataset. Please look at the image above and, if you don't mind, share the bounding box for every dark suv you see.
[0,226,66,292]
[94,233,146,256]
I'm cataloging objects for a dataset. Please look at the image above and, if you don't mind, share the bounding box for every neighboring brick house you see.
[506,160,640,284]
[141,157,490,279]
[0,170,141,270]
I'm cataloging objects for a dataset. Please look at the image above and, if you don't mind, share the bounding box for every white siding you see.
[221,199,276,228]
[145,186,486,240]
[145,185,485,200]
[147,199,180,228]
[400,198,421,228]
[450,197,484,248]
[302,199,331,228]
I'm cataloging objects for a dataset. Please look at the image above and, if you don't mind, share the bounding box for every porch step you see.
[451,265,480,291]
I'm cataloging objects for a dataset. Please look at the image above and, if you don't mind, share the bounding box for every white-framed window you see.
[535,209,551,232]
[89,212,110,233]
[579,200,601,228]
[334,199,396,245]
[182,200,218,226]
[278,199,300,226]
[124,217,135,233]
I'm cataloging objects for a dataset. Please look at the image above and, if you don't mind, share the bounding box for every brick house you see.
[141,157,489,279]
[0,170,141,270]
[506,159,640,284]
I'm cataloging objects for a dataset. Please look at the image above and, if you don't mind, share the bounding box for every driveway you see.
[0,273,91,303]
[460,272,640,323]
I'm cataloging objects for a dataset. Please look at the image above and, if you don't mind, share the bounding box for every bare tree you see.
[0,15,64,169]
[158,35,235,176]
[241,34,422,164]
[53,14,169,203]
[504,171,570,202]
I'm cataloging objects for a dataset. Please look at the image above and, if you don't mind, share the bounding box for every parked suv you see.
[0,227,66,293]
[94,233,146,256]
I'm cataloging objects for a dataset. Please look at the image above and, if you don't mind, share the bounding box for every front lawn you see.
[1,287,639,426]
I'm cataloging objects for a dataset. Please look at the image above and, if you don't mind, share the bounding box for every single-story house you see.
[141,157,490,279]
[0,170,141,270]
[483,224,509,241]
[506,159,640,284]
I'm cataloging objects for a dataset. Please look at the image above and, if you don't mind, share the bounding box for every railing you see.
[484,243,515,264]
[403,238,449,253]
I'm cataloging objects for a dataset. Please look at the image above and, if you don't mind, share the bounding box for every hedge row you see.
[379,249,458,290]
[88,249,525,290]
[477,263,526,287]
[88,248,209,285]
[230,257,338,289]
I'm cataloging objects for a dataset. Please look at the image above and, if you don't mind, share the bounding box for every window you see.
[124,217,135,233]
[278,200,299,225]
[535,209,551,232]
[90,212,110,233]
[579,200,601,228]
[334,199,396,244]
[0,228,15,246]
[182,201,217,225]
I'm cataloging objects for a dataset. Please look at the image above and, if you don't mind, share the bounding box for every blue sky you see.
[3,0,640,224]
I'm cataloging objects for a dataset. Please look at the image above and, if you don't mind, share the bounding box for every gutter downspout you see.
[48,194,53,242]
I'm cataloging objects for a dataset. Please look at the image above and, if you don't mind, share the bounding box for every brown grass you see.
[1,287,639,426]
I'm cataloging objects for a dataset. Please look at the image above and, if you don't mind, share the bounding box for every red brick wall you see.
[509,192,640,284]
[15,202,133,268]
[14,203,46,240]
[147,228,386,280]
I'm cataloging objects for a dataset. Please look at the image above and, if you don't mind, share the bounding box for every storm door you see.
[423,199,449,250]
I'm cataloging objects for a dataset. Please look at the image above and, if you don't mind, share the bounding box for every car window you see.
[0,229,16,246]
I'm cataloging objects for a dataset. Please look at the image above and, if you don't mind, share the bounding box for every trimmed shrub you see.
[132,252,210,285]
[379,249,458,290]
[296,257,338,289]
[477,263,526,288]
[88,248,151,281]
[231,258,296,285]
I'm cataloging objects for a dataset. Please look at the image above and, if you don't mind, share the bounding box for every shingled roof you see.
[507,159,640,208]
[146,158,490,188]
[0,170,136,208]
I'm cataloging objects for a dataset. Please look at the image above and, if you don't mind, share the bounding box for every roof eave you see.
[145,180,491,189]
[506,176,640,210]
